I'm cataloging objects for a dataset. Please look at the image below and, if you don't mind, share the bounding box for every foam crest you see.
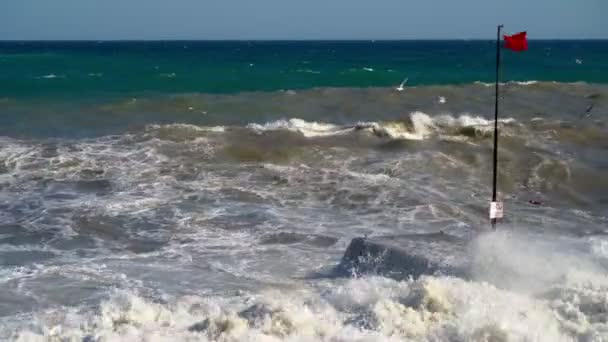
[474,80,539,87]
[248,118,349,138]
[37,74,65,79]
[356,112,435,140]
[361,112,516,140]
[435,114,514,127]
[246,112,515,141]
[12,273,606,341]
[147,123,225,133]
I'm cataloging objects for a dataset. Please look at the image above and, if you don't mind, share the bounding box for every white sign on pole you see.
[490,201,504,219]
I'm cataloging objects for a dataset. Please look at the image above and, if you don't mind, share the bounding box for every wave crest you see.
[248,118,350,138]
[11,271,606,341]
[246,113,515,140]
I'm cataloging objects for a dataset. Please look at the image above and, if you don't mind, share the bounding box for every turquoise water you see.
[1,40,607,98]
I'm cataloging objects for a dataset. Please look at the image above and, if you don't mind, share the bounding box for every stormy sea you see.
[1,41,607,341]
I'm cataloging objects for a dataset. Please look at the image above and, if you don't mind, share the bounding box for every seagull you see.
[583,104,594,117]
[395,78,408,92]
[438,96,447,104]
[576,58,583,65]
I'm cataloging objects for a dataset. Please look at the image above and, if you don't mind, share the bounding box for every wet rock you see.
[338,232,470,279]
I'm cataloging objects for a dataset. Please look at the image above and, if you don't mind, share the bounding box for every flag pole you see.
[491,24,503,229]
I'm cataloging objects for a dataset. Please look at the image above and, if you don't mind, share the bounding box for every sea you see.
[1,40,607,341]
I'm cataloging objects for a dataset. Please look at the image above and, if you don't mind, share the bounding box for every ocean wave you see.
[354,113,434,140]
[474,80,539,87]
[0,113,606,342]
[137,112,517,143]
[37,74,65,79]
[245,113,515,140]
[8,269,608,341]
[4,226,608,342]
[471,80,599,89]
[147,123,225,133]
[296,69,321,74]
[247,118,351,138]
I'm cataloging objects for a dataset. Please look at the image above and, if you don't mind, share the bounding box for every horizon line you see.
[1,38,607,42]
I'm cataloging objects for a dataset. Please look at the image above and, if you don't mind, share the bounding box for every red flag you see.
[503,32,528,51]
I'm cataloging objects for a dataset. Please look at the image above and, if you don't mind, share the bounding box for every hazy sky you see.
[1,0,606,40]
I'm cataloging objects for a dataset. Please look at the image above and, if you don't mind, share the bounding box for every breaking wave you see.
[248,119,350,138]
[474,80,540,87]
[8,265,608,341]
[8,230,608,341]
[36,74,65,79]
[245,113,516,140]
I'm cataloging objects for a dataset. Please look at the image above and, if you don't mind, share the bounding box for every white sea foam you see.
[434,113,515,127]
[296,69,321,74]
[356,112,434,140]
[3,193,603,341]
[37,74,65,79]
[244,113,515,141]
[475,80,539,87]
[9,266,608,341]
[515,80,539,85]
[248,118,350,138]
[147,123,225,133]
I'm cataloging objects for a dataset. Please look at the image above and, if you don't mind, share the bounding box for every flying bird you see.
[395,78,408,92]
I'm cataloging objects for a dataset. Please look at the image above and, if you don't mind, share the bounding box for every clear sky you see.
[1,0,606,40]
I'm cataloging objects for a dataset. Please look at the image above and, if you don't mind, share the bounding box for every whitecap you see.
[245,113,516,141]
[296,69,321,74]
[474,80,539,86]
[37,74,65,79]
[510,80,539,85]
[10,273,603,341]
[247,118,349,138]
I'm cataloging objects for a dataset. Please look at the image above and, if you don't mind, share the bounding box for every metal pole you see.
[491,25,503,229]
